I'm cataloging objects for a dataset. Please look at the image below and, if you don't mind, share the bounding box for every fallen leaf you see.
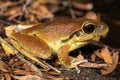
[91,53,96,61]
[93,50,103,59]
[0,61,9,72]
[101,52,119,75]
[13,69,37,75]
[11,60,24,68]
[75,54,84,62]
[52,77,69,80]
[47,71,60,75]
[71,1,93,10]
[0,1,12,9]
[0,74,5,80]
[4,73,11,80]
[13,75,41,80]
[101,47,113,64]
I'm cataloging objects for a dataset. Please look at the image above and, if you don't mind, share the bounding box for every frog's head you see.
[61,11,109,46]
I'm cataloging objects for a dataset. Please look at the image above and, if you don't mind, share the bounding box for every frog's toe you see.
[70,59,88,68]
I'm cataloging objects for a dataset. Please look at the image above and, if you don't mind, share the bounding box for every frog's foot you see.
[69,59,88,73]
[69,59,88,68]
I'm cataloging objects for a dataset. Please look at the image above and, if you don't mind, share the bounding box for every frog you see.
[2,11,109,68]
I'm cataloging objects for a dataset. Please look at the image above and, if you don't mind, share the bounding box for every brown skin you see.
[8,11,109,68]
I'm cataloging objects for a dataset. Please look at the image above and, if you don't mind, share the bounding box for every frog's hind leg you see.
[17,46,49,69]
[10,33,52,69]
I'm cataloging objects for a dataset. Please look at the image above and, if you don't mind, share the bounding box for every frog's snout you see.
[96,24,109,37]
[101,25,109,36]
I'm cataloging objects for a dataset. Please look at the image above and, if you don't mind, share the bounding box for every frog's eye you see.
[82,23,95,34]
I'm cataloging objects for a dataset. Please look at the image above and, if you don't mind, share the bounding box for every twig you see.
[79,62,108,68]
[71,1,93,10]
[68,0,76,18]
[19,0,31,20]
[22,0,31,12]
[43,61,61,73]
[0,36,45,80]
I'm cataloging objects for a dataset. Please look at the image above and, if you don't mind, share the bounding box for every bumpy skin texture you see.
[8,11,109,68]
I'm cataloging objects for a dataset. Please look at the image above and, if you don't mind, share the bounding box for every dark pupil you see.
[83,24,95,34]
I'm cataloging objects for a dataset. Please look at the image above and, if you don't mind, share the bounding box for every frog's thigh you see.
[11,33,52,59]
[17,45,49,69]
[57,44,71,67]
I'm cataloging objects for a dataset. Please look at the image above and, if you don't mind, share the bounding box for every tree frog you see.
[2,11,109,68]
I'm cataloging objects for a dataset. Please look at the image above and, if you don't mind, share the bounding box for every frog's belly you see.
[47,40,88,53]
[47,41,63,52]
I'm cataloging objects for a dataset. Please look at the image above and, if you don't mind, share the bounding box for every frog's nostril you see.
[75,31,80,37]
[97,24,109,37]
[100,25,104,30]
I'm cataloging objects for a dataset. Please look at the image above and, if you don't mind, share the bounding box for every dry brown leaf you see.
[9,57,25,68]
[91,50,103,61]
[23,63,32,71]
[71,1,93,10]
[39,0,60,4]
[0,1,12,9]
[52,77,69,80]
[47,71,60,75]
[29,4,53,18]
[11,60,24,68]
[0,0,54,23]
[0,74,5,80]
[91,53,96,61]
[92,47,113,64]
[22,63,39,75]
[0,61,9,72]
[101,47,113,64]
[9,58,15,66]
[13,69,26,75]
[13,69,37,75]
[29,14,35,22]
[75,54,84,62]
[4,73,11,80]
[101,52,119,75]
[93,50,103,59]
[13,75,41,80]
[3,7,21,16]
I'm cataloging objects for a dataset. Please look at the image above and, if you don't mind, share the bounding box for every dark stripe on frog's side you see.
[61,30,80,42]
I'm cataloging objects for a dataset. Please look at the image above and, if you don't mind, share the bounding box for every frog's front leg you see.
[57,44,87,68]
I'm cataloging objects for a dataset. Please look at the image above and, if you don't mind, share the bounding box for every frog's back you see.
[41,19,85,40]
